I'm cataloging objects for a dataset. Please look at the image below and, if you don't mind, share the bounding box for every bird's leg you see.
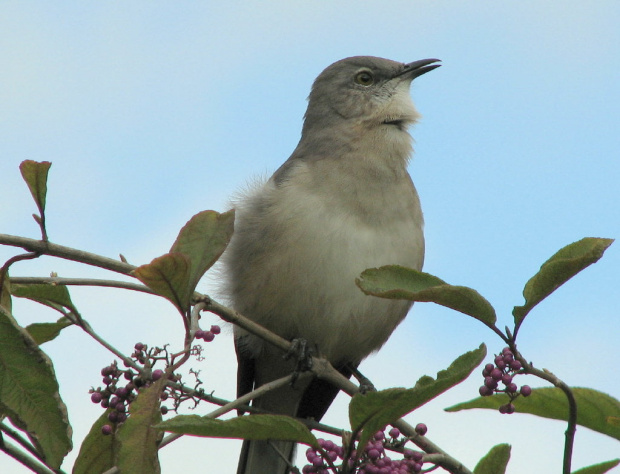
[348,364,376,394]
[284,338,315,386]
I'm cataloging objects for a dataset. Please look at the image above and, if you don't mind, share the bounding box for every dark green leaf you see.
[0,305,72,468]
[115,377,166,474]
[572,459,620,474]
[26,317,73,344]
[11,283,79,317]
[356,266,496,327]
[19,160,51,216]
[1,274,12,313]
[132,253,191,314]
[72,410,118,474]
[170,209,234,301]
[349,344,486,451]
[513,238,614,330]
[446,387,620,442]
[473,443,511,474]
[156,414,318,446]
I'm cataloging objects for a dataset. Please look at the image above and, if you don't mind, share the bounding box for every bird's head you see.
[303,56,440,134]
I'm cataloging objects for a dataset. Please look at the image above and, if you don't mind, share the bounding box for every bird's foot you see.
[350,365,376,394]
[284,338,315,386]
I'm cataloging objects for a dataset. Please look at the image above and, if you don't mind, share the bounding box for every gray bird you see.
[222,56,440,474]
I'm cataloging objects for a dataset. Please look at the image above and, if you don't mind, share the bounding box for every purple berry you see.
[100,398,110,408]
[494,356,506,370]
[479,385,494,396]
[484,377,498,389]
[374,431,385,441]
[210,325,221,334]
[322,440,336,451]
[160,406,168,415]
[415,423,427,436]
[510,360,522,371]
[101,424,113,435]
[520,385,532,397]
[194,330,205,339]
[506,383,518,393]
[490,368,503,380]
[482,363,494,376]
[501,373,513,385]
[108,411,119,423]
[91,392,103,404]
[202,331,215,342]
[388,427,400,438]
[505,403,515,414]
[134,342,145,351]
[152,369,164,381]
[115,387,129,398]
[367,448,381,460]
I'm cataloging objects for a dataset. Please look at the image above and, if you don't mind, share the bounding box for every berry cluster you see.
[479,347,532,414]
[91,343,172,435]
[301,425,428,473]
[91,329,220,436]
[195,324,221,342]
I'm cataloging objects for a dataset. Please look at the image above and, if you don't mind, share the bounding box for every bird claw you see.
[284,338,315,386]
[349,365,376,394]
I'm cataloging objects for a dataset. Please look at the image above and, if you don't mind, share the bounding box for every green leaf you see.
[115,377,167,474]
[446,387,620,442]
[72,410,118,474]
[0,305,72,469]
[356,266,497,327]
[349,344,486,451]
[572,459,620,474]
[132,253,191,314]
[156,414,318,447]
[11,283,80,317]
[26,317,73,345]
[473,443,511,474]
[1,273,12,313]
[513,237,614,330]
[19,160,51,217]
[170,209,235,301]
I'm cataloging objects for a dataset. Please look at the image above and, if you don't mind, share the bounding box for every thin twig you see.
[0,234,135,275]
[0,435,57,474]
[0,422,44,463]
[9,276,154,295]
[513,351,577,474]
[393,420,472,474]
[0,251,41,292]
[159,372,308,449]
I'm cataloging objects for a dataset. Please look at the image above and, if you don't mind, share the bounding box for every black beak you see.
[398,58,441,80]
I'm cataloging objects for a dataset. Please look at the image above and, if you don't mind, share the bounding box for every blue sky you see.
[1,2,619,473]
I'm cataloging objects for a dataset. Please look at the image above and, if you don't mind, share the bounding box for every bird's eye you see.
[354,71,374,86]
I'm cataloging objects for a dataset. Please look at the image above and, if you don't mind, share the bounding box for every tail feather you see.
[236,439,295,474]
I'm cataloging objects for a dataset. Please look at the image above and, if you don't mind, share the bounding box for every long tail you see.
[236,438,295,474]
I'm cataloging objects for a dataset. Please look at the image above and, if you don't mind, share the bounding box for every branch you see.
[0,234,135,275]
[158,372,309,449]
[513,352,576,474]
[0,422,44,463]
[392,419,472,474]
[0,435,57,474]
[9,276,154,295]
